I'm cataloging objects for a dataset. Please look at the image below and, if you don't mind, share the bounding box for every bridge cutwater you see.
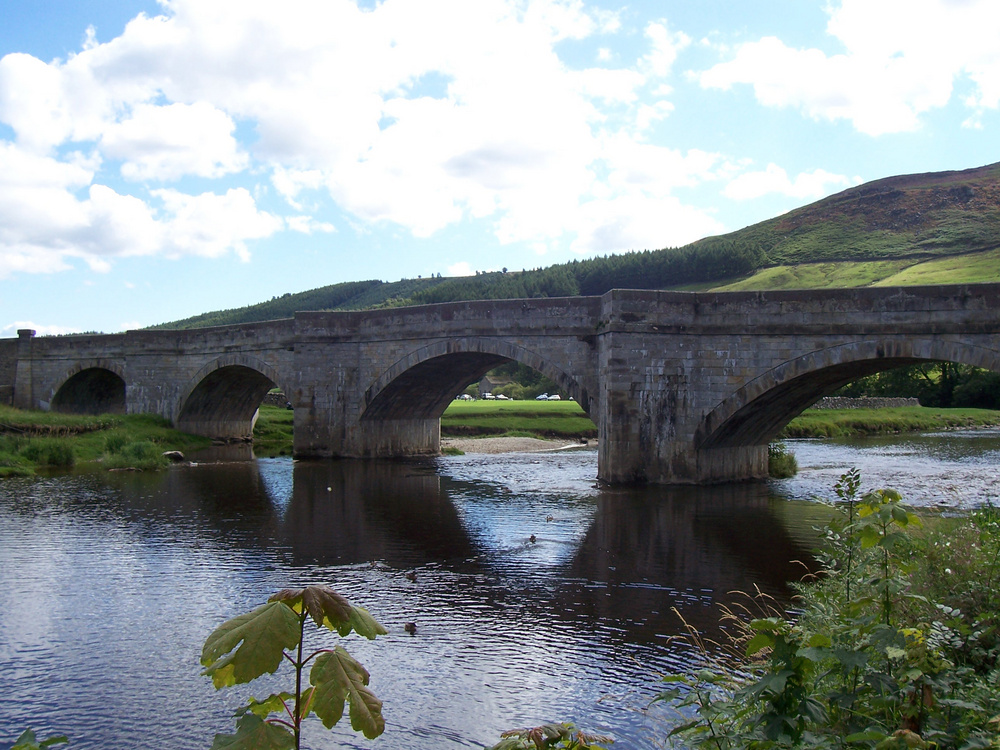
[3,284,999,485]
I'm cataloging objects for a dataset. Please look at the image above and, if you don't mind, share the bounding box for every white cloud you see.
[152,188,283,261]
[698,0,1000,135]
[447,261,474,277]
[0,140,281,277]
[2,321,83,336]
[641,21,690,78]
[286,215,335,234]
[0,0,733,279]
[571,194,724,254]
[101,102,248,181]
[723,164,857,201]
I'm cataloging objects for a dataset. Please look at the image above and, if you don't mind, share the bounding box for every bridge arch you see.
[697,337,1000,450]
[175,354,287,439]
[361,337,593,421]
[49,361,127,415]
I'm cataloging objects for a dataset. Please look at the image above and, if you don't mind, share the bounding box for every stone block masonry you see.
[3,284,999,485]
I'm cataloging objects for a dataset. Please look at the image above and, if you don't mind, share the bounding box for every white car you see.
[535,393,549,400]
[547,394,562,400]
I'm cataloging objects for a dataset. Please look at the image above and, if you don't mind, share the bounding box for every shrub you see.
[768,442,798,478]
[661,470,1000,748]
[103,440,169,471]
[44,443,75,468]
[103,431,131,455]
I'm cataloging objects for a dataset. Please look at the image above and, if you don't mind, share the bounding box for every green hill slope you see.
[157,161,1000,328]
[150,277,447,329]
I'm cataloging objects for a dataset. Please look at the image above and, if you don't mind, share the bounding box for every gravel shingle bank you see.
[441,437,594,454]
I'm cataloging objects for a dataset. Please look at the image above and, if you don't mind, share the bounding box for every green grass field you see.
[441,399,597,438]
[782,406,1000,438]
[253,405,295,456]
[709,248,1000,292]
[0,405,211,476]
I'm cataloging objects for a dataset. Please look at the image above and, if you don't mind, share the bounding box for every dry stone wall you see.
[813,397,920,409]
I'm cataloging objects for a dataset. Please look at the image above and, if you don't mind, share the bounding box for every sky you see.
[1,0,998,335]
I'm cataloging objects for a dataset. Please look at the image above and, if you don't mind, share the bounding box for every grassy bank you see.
[0,405,211,476]
[440,399,598,439]
[10,401,990,475]
[253,405,294,456]
[783,405,1000,438]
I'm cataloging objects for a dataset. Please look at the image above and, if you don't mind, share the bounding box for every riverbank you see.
[0,405,210,476]
[441,436,593,454]
[4,402,1000,473]
[780,405,1000,438]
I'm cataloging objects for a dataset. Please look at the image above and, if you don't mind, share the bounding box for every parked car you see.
[547,394,562,400]
[482,392,496,399]
[455,393,474,400]
[495,393,510,400]
[535,393,549,400]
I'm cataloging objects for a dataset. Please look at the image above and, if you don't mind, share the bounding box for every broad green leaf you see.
[269,585,387,638]
[209,714,295,750]
[242,693,295,719]
[310,646,385,739]
[806,633,832,648]
[347,605,388,639]
[745,669,794,698]
[270,585,352,629]
[860,527,881,548]
[745,631,774,656]
[12,729,69,750]
[832,648,869,670]
[885,645,907,660]
[749,617,784,632]
[796,646,830,662]
[201,601,301,688]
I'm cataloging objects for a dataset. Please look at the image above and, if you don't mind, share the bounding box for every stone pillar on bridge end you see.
[12,329,36,411]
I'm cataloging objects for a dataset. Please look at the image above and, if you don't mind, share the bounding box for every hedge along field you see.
[441,399,598,438]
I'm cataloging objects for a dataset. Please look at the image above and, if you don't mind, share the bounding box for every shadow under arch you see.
[175,354,287,439]
[698,337,1000,450]
[49,361,127,415]
[361,338,593,421]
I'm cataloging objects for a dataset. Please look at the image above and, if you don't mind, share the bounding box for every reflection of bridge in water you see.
[139,456,818,642]
[4,283,999,484]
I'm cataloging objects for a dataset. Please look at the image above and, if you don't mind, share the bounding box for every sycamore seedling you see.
[201,584,387,750]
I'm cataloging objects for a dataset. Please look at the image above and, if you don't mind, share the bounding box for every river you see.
[2,429,999,749]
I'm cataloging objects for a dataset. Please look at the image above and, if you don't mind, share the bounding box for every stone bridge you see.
[2,283,999,485]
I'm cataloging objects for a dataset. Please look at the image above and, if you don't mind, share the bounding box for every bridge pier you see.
[12,329,35,410]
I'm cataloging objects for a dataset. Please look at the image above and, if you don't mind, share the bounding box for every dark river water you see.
[2,430,999,750]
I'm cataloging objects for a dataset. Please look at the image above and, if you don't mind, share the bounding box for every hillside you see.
[157,161,1000,328]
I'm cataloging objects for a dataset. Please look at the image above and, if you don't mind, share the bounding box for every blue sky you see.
[1,0,998,334]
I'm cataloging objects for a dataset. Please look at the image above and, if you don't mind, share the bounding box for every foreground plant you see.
[9,729,68,750]
[659,471,1000,749]
[201,584,387,750]
[490,722,614,749]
